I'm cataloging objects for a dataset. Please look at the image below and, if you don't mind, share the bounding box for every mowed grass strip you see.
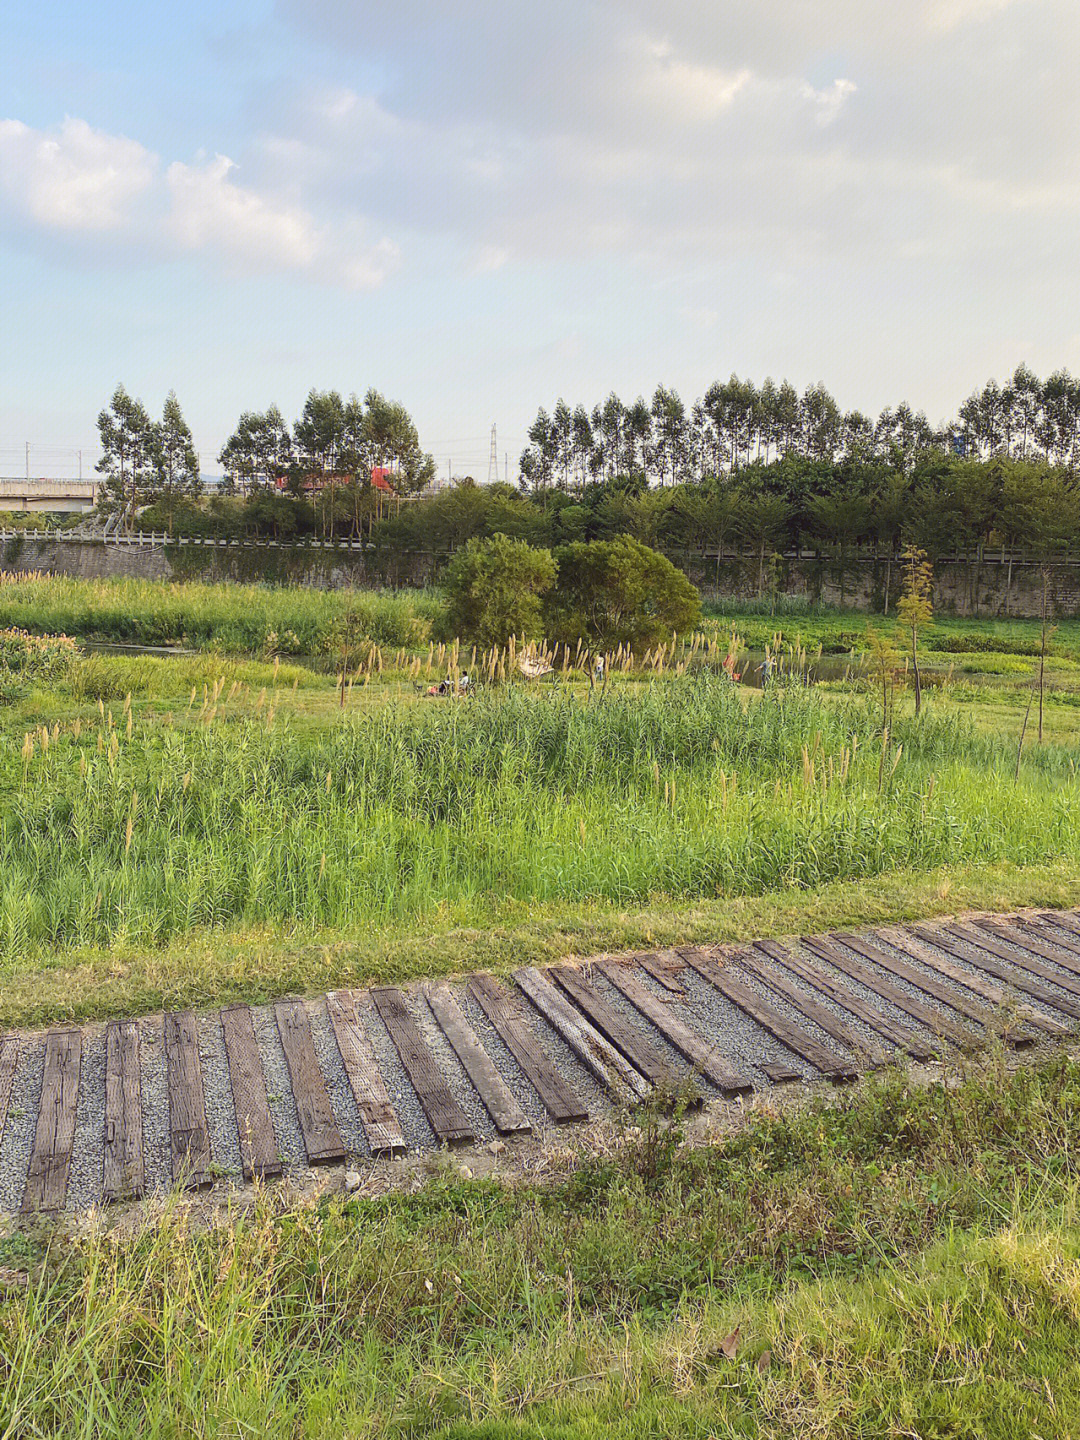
[3,1052,1080,1437]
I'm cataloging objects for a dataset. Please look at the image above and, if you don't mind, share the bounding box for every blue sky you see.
[2,0,1078,479]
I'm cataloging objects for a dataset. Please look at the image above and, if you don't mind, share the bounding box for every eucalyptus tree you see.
[218,406,292,493]
[294,389,346,537]
[840,410,875,463]
[957,379,1010,458]
[650,385,688,486]
[521,408,557,492]
[773,380,802,457]
[623,397,653,479]
[552,398,573,490]
[571,404,595,491]
[593,393,625,482]
[1007,363,1043,459]
[96,384,156,525]
[1038,369,1080,464]
[152,391,201,531]
[800,383,842,459]
[755,377,780,462]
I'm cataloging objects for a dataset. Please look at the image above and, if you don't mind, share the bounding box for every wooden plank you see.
[220,1005,282,1181]
[165,1011,213,1188]
[371,987,475,1147]
[103,1019,144,1202]
[1039,909,1080,938]
[754,939,933,1061]
[679,948,858,1081]
[1029,915,1080,958]
[833,932,1033,1048]
[881,929,1069,1037]
[761,1062,803,1084]
[274,998,346,1165]
[799,934,977,1050]
[326,991,406,1158]
[467,974,587,1123]
[943,923,1080,1001]
[425,984,531,1135]
[969,917,1080,978]
[0,1037,20,1150]
[22,1029,81,1213]
[737,945,891,1066]
[513,966,652,1102]
[910,925,1080,1022]
[599,960,753,1095]
[637,951,688,995]
[551,964,694,1099]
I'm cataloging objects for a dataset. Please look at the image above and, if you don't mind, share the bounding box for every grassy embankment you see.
[2,1051,1080,1436]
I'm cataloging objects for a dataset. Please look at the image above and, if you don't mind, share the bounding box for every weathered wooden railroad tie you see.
[4,910,1080,1213]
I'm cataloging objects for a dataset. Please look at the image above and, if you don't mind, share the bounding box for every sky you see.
[1,0,1078,480]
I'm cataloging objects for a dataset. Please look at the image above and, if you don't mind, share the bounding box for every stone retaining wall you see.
[1,535,1076,618]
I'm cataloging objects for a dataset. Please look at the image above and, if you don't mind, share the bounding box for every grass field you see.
[2,573,1080,1435]
[1,659,1079,1026]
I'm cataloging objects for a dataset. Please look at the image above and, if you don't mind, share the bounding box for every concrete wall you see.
[2,534,1077,618]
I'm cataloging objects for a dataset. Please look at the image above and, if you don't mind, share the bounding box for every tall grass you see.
[1,673,1077,965]
[0,573,442,653]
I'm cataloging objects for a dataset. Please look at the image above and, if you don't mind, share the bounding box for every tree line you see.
[519,364,1080,489]
[95,385,436,536]
[91,366,1080,568]
[379,455,1079,583]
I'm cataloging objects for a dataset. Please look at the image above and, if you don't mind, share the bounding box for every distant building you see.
[273,466,398,495]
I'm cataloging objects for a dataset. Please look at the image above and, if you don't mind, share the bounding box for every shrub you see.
[544,535,701,651]
[439,534,557,647]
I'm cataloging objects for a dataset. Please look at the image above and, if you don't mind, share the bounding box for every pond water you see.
[82,640,198,658]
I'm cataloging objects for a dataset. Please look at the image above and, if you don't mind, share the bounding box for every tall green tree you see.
[151,391,201,533]
[218,406,292,493]
[95,384,155,525]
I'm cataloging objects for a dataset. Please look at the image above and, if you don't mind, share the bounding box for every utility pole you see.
[78,450,82,481]
[25,442,29,482]
[488,424,498,485]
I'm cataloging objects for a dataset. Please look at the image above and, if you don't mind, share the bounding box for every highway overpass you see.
[0,479,98,513]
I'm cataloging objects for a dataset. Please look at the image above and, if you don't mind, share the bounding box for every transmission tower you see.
[487,423,498,485]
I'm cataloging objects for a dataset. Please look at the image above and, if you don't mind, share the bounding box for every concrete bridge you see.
[0,478,98,513]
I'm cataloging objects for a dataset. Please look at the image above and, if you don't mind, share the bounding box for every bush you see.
[439,534,557,647]
[544,535,701,651]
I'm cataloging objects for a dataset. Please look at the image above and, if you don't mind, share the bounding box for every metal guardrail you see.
[0,529,375,550]
[0,531,1077,566]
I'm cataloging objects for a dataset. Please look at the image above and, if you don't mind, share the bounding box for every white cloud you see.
[165,155,399,287]
[0,117,399,290]
[167,154,321,270]
[0,116,155,231]
[641,42,753,123]
[801,78,858,127]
